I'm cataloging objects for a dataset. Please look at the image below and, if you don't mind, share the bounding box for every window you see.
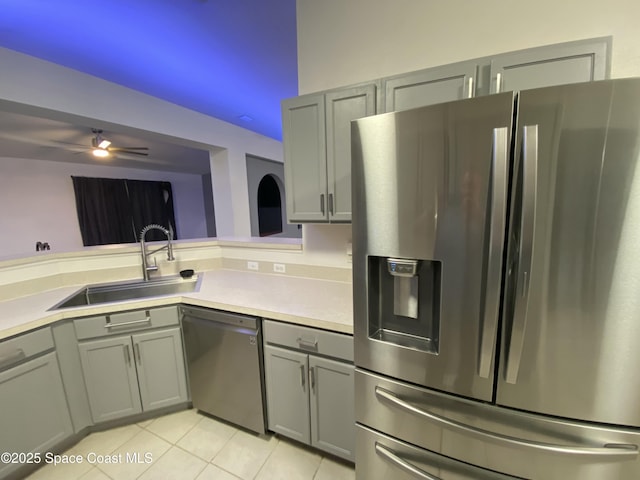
[71,176,177,246]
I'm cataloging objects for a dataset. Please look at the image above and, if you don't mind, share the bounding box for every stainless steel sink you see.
[49,274,201,310]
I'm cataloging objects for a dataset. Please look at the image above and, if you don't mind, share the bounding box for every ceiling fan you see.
[90,128,149,158]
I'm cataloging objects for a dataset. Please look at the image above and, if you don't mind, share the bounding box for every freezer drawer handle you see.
[375,442,442,480]
[375,387,638,458]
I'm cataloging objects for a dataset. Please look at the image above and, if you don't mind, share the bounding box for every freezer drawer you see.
[356,369,640,479]
[357,424,520,480]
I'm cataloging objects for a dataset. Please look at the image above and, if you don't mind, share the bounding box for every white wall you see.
[0,156,208,257]
[296,0,640,93]
[0,47,284,238]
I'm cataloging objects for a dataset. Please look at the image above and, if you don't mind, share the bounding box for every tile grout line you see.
[140,411,246,480]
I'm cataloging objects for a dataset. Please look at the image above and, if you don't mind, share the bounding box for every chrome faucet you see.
[140,224,175,281]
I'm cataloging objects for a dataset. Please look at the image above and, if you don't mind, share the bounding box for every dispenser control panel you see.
[387,258,419,277]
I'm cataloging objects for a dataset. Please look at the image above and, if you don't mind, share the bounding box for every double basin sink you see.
[49,274,201,310]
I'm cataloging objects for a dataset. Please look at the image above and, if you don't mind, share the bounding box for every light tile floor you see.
[26,409,355,480]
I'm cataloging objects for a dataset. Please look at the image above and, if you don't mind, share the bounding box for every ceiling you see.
[0,0,298,173]
[0,110,214,174]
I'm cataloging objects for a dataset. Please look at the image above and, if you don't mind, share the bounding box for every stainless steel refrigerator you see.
[352,78,640,479]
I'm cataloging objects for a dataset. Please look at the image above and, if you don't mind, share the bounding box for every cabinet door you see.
[79,336,142,423]
[309,356,355,461]
[264,345,310,444]
[0,352,73,479]
[490,37,610,93]
[282,94,329,222]
[383,61,477,112]
[132,327,188,411]
[325,84,376,222]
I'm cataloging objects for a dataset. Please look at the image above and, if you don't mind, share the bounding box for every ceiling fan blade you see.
[110,146,149,151]
[110,149,149,156]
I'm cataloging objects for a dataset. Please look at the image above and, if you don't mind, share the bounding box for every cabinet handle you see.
[467,76,474,99]
[320,194,325,215]
[496,72,503,93]
[328,193,334,216]
[0,348,26,370]
[300,364,306,391]
[297,337,318,350]
[310,366,316,393]
[134,343,141,365]
[105,317,151,329]
[123,344,131,365]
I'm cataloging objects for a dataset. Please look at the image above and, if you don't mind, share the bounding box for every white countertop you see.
[0,269,354,340]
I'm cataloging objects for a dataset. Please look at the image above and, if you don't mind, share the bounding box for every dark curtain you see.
[72,177,136,245]
[127,180,177,241]
[71,176,178,246]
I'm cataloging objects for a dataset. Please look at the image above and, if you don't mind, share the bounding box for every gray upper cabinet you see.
[282,38,609,224]
[325,85,377,221]
[283,84,376,223]
[383,60,477,112]
[0,328,73,479]
[282,94,327,223]
[489,37,610,93]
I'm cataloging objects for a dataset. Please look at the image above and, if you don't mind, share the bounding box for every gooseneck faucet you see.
[140,224,175,281]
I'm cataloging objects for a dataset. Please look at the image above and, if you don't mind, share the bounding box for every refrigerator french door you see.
[498,79,640,428]
[352,78,640,479]
[352,91,515,402]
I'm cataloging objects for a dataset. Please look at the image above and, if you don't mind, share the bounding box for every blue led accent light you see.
[0,0,298,140]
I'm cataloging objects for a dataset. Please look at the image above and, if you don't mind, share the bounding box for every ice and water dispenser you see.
[367,256,441,353]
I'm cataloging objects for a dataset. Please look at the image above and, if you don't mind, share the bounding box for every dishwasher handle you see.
[181,308,259,332]
[182,314,260,336]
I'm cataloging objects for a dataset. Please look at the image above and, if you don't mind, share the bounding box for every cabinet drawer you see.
[263,319,353,362]
[74,306,179,340]
[0,327,54,370]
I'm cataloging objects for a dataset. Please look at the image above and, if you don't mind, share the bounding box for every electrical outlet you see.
[247,261,259,271]
[273,263,286,273]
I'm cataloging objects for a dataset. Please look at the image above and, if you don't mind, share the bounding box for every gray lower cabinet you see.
[134,328,188,411]
[264,345,310,444]
[0,329,73,479]
[263,320,355,461]
[308,355,355,460]
[78,326,187,423]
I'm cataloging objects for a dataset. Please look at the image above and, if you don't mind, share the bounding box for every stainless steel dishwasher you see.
[181,306,266,434]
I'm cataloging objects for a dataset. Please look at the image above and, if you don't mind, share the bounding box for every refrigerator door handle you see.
[505,124,538,384]
[375,387,639,458]
[478,127,510,379]
[375,442,442,480]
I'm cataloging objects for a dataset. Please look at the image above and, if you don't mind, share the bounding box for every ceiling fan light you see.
[92,148,110,158]
[98,139,111,149]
